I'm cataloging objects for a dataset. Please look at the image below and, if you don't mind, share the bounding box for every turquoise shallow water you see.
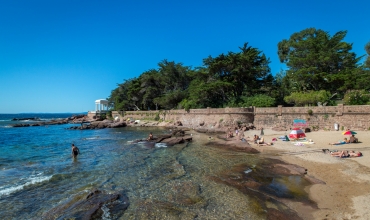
[0,114,311,219]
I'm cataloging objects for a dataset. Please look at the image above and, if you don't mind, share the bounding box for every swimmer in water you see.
[71,144,80,158]
[147,132,153,141]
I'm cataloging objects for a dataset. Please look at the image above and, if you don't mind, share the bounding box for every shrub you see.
[154,113,160,121]
[284,90,331,106]
[343,90,370,105]
[307,109,313,115]
[240,94,276,107]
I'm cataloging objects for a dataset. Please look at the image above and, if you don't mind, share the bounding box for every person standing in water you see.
[147,132,153,141]
[71,144,80,158]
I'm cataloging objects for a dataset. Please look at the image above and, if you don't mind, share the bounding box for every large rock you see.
[91,121,109,129]
[108,122,127,128]
[155,134,172,143]
[161,137,185,146]
[42,188,129,219]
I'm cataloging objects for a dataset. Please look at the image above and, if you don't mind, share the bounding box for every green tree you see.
[284,90,331,106]
[202,43,273,106]
[365,41,370,67]
[152,60,193,109]
[278,28,361,94]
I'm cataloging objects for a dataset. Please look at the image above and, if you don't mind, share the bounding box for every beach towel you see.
[292,141,315,145]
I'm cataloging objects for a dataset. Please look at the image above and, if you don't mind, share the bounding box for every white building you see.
[94,99,109,112]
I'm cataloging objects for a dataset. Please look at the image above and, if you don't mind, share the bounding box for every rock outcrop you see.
[42,188,129,219]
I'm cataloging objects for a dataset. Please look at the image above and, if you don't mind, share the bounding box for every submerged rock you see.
[42,188,129,219]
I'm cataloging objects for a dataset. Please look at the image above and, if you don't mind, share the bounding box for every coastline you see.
[243,128,370,219]
[132,120,370,219]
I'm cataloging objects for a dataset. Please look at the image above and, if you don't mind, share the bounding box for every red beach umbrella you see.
[289,128,306,139]
[342,130,357,135]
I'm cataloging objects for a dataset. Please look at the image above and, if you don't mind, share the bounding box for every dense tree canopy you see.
[365,41,370,67]
[278,28,360,94]
[108,30,369,110]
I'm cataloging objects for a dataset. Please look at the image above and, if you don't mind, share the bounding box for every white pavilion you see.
[87,99,110,119]
[94,99,109,112]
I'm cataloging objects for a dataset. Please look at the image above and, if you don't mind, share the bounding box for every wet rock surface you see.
[11,117,41,121]
[12,119,70,127]
[132,128,193,147]
[208,158,320,220]
[42,189,129,219]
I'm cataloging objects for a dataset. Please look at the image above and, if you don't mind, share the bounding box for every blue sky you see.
[1,0,369,113]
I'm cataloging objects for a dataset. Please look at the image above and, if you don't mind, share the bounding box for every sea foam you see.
[155,143,167,148]
[0,175,52,197]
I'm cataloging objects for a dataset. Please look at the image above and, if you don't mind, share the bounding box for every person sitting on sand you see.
[147,132,153,141]
[253,135,259,144]
[257,136,264,145]
[330,150,362,158]
[349,134,358,143]
[71,144,80,158]
[226,130,234,138]
[329,138,349,145]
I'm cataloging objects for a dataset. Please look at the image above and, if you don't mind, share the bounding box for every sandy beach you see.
[242,128,370,219]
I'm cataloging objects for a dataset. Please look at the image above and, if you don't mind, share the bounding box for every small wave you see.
[155,143,167,148]
[0,175,52,197]
[85,137,100,140]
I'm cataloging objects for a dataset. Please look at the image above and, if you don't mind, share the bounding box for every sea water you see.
[0,113,311,219]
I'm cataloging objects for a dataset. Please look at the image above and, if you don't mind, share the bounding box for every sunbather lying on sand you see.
[329,150,362,158]
[329,138,349,145]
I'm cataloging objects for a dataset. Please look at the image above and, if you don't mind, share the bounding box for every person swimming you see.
[71,144,80,158]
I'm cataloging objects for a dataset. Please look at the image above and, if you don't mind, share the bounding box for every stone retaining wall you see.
[112,104,370,131]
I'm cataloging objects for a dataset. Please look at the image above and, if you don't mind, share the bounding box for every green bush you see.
[343,90,370,105]
[234,94,276,107]
[154,113,160,121]
[284,90,331,106]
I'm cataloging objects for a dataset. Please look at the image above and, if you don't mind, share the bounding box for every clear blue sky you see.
[1,0,369,113]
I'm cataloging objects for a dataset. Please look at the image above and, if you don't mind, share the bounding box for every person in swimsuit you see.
[71,144,80,158]
[330,150,362,158]
[329,138,349,145]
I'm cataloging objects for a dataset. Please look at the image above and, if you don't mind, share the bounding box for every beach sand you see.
[243,128,370,220]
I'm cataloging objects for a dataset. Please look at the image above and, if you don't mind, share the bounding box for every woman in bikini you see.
[330,150,362,158]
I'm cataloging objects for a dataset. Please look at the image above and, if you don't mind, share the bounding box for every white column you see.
[96,104,98,111]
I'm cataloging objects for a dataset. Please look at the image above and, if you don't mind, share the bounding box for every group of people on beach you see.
[224,126,274,146]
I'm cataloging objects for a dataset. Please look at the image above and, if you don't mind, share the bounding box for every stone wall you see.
[254,104,370,131]
[112,104,370,131]
[116,107,254,128]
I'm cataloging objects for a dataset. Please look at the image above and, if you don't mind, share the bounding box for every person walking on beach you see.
[71,144,80,158]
